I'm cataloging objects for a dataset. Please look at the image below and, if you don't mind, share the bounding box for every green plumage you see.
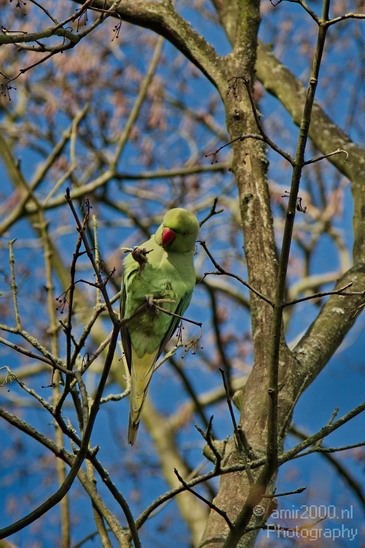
[121,208,199,444]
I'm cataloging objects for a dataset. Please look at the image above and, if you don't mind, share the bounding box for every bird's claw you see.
[131,247,152,270]
[145,295,176,308]
[146,295,155,307]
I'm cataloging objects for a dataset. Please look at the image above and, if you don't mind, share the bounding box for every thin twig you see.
[280,400,365,466]
[65,189,117,322]
[0,367,55,413]
[55,220,86,419]
[3,0,122,81]
[100,389,130,404]
[195,416,222,467]
[289,0,320,23]
[152,301,203,328]
[199,197,224,227]
[205,133,270,164]
[170,356,212,431]
[174,467,234,530]
[262,486,306,498]
[284,282,365,307]
[220,370,242,449]
[239,77,295,165]
[219,369,255,483]
[326,12,365,27]
[8,240,22,330]
[0,337,71,375]
[199,240,274,306]
[111,35,165,169]
[205,283,234,399]
[290,425,365,507]
[304,147,348,166]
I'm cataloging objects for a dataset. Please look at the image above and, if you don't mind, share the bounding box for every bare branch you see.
[152,299,203,328]
[219,369,255,472]
[284,282,365,307]
[65,189,118,323]
[303,147,349,166]
[195,416,222,468]
[73,0,225,89]
[199,240,274,306]
[8,240,21,330]
[174,467,234,530]
[199,198,224,227]
[281,401,365,465]
[326,12,365,27]
[237,76,295,165]
[286,0,320,23]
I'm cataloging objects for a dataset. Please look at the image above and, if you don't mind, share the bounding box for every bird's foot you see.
[131,247,152,270]
[145,295,175,307]
[146,295,155,307]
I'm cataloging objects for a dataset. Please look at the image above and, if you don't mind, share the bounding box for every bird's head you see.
[155,208,199,253]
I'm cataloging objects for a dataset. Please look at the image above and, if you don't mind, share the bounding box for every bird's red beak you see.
[162,227,176,246]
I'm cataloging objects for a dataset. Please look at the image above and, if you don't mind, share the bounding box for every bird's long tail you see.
[128,347,158,445]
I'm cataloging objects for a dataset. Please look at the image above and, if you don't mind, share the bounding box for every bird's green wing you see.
[120,283,131,372]
[120,237,156,371]
[156,288,193,358]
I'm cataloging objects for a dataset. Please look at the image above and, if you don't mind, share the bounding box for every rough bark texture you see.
[256,41,365,263]
[200,2,282,545]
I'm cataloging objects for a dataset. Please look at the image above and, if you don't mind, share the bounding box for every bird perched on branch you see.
[121,208,199,445]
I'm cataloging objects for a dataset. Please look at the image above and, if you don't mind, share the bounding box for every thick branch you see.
[71,0,225,90]
[255,41,365,262]
[293,264,365,393]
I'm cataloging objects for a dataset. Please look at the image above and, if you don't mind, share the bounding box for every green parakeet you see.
[121,208,199,445]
